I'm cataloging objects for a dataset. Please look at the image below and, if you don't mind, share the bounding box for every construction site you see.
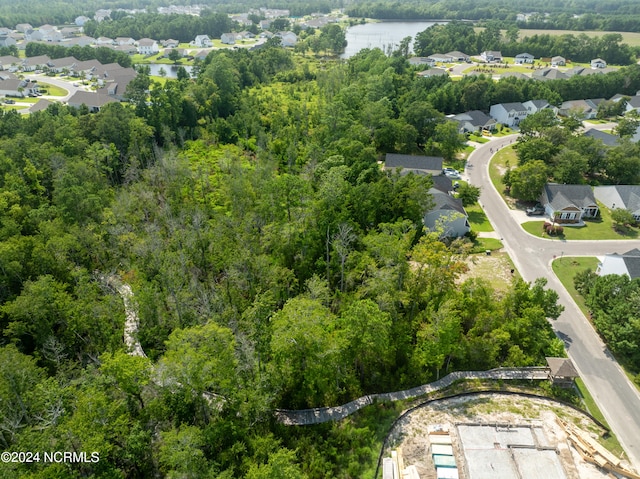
[382,393,640,479]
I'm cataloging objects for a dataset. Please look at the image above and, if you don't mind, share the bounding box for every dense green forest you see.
[2,39,638,476]
[574,271,640,372]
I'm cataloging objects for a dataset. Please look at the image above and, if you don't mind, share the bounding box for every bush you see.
[543,222,563,235]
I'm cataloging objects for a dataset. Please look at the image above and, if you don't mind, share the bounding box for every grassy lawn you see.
[470,237,503,253]
[551,256,598,316]
[2,104,28,111]
[488,145,518,206]
[37,82,67,96]
[466,203,494,232]
[468,134,489,143]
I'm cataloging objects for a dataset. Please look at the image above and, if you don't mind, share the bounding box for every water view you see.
[342,21,445,58]
[146,63,194,78]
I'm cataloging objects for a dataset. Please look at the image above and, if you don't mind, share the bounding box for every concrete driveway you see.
[467,136,640,470]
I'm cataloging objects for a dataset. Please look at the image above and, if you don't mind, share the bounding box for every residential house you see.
[96,37,115,46]
[115,37,136,46]
[591,58,607,69]
[238,31,255,39]
[0,36,16,48]
[28,99,53,113]
[15,23,33,34]
[622,95,640,114]
[60,27,80,39]
[567,66,607,77]
[596,248,640,279]
[75,16,90,26]
[514,52,535,64]
[408,57,436,67]
[523,99,557,115]
[163,48,186,59]
[137,38,159,55]
[424,188,470,238]
[194,35,212,48]
[428,53,454,63]
[559,99,602,119]
[61,36,95,48]
[94,9,111,22]
[446,51,470,62]
[161,39,179,48]
[489,102,528,127]
[220,33,236,45]
[114,44,137,54]
[481,50,502,62]
[594,185,640,222]
[551,56,566,66]
[451,110,497,134]
[277,31,297,48]
[583,128,620,147]
[384,153,443,176]
[540,183,599,224]
[67,91,117,112]
[532,68,569,81]
[98,72,137,100]
[47,56,77,73]
[0,78,26,97]
[417,68,448,78]
[0,55,20,71]
[259,20,271,30]
[71,59,101,78]
[22,55,51,71]
[193,50,210,61]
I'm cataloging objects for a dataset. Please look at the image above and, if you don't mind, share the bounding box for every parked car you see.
[3,98,15,104]
[443,168,461,179]
[526,203,545,216]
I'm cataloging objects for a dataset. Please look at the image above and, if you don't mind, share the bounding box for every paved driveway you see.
[467,137,640,469]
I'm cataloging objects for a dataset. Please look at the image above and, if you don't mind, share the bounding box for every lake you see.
[342,21,445,58]
[146,63,194,78]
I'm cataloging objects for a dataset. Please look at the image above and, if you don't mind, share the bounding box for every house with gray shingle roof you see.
[451,110,497,134]
[532,67,569,81]
[597,248,640,279]
[384,153,443,176]
[540,183,599,224]
[424,188,470,238]
[583,128,620,147]
[594,185,640,222]
[515,53,534,64]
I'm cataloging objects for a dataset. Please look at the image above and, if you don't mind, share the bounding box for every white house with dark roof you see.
[489,102,528,127]
[428,53,454,63]
[591,58,607,69]
[596,249,640,279]
[559,99,602,119]
[514,52,535,64]
[451,110,497,133]
[67,91,117,112]
[384,153,443,176]
[409,57,436,67]
[137,38,159,55]
[551,56,566,66]
[594,185,640,222]
[540,183,599,224]
[446,51,470,62]
[220,33,236,45]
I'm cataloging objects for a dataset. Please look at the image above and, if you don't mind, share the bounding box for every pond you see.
[341,21,445,58]
[145,63,194,78]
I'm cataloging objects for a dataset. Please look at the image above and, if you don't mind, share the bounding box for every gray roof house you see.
[446,51,470,62]
[596,248,640,279]
[594,185,640,221]
[540,183,599,224]
[481,50,502,62]
[551,56,566,66]
[67,91,118,112]
[515,52,535,64]
[384,154,443,176]
[408,57,436,67]
[532,67,569,81]
[451,110,497,133]
[417,68,448,78]
[583,128,620,147]
[591,58,607,69]
[424,188,470,238]
[523,99,557,115]
[558,99,602,119]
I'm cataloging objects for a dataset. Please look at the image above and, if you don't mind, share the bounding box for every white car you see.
[443,168,461,179]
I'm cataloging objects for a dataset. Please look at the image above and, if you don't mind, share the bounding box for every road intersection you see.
[466,136,640,469]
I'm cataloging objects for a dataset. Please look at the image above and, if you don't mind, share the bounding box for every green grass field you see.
[37,82,67,96]
[488,145,517,206]
[551,256,599,316]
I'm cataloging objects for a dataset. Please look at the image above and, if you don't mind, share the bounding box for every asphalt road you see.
[466,136,640,469]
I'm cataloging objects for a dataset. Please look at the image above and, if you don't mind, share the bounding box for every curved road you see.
[467,137,640,469]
